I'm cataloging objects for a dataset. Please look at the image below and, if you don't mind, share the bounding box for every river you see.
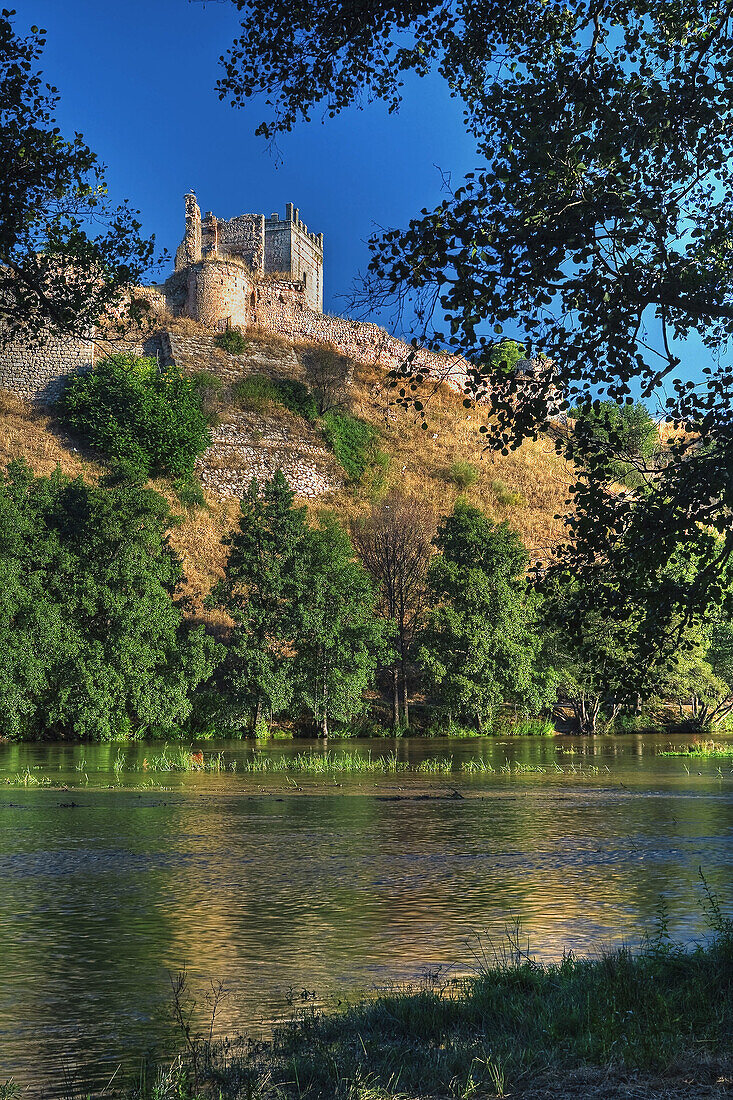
[1,734,732,1095]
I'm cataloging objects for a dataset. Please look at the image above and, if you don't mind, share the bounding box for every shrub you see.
[491,478,525,506]
[447,460,479,489]
[230,374,279,412]
[321,410,379,481]
[57,354,211,479]
[230,375,319,420]
[215,327,247,355]
[275,378,319,421]
[189,370,224,425]
[173,475,207,510]
[300,342,351,413]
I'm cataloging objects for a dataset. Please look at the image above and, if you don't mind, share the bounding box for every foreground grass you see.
[131,901,733,1100]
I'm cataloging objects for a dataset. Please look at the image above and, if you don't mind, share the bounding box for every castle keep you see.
[173,193,324,314]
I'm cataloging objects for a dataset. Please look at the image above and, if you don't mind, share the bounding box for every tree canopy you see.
[419,500,552,730]
[57,354,211,480]
[0,10,155,342]
[0,461,220,739]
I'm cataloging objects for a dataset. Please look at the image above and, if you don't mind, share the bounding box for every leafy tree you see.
[57,354,211,479]
[352,491,435,728]
[293,515,392,737]
[0,460,220,740]
[214,0,733,630]
[211,472,309,733]
[541,576,643,734]
[570,401,661,489]
[418,501,552,731]
[300,342,351,415]
[653,615,733,731]
[542,537,733,732]
[0,12,155,342]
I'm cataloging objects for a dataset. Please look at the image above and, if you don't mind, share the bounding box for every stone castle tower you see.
[174,193,324,312]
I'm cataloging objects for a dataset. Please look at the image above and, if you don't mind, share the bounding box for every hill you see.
[0,323,574,625]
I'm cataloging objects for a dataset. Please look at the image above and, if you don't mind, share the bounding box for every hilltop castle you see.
[174,193,324,312]
[0,192,466,404]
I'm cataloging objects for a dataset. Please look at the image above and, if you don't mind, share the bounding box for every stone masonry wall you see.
[253,283,467,391]
[184,259,256,331]
[0,332,95,403]
[201,212,265,271]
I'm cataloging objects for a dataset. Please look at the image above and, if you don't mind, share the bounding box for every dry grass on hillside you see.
[0,334,576,624]
[0,391,103,481]
[336,360,574,558]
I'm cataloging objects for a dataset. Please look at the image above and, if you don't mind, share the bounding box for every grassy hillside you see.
[0,330,574,625]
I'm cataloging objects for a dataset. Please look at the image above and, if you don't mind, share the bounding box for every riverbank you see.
[133,916,733,1100]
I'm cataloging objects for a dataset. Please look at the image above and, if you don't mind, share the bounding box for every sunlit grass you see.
[659,739,733,758]
[129,880,733,1100]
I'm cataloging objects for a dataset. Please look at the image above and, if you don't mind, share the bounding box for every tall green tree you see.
[0,12,155,341]
[418,501,552,731]
[569,401,661,489]
[0,460,220,740]
[212,472,309,733]
[293,515,392,737]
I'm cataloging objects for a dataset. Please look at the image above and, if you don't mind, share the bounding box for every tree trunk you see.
[322,672,329,738]
[254,698,262,735]
[391,666,401,729]
[400,646,409,728]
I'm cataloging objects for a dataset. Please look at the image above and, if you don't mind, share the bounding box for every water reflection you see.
[0,734,732,1096]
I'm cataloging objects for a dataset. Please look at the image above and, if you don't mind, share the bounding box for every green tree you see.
[570,401,661,489]
[653,615,733,732]
[293,515,392,737]
[57,354,211,479]
[0,460,220,740]
[418,501,552,731]
[212,472,309,733]
[0,12,155,342]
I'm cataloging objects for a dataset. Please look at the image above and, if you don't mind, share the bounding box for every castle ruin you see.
[172,193,323,315]
[0,192,467,408]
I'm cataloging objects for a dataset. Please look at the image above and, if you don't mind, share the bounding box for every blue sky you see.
[19,1,713,395]
[21,0,474,330]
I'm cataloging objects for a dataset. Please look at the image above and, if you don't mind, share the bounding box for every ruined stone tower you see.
[173,193,323,312]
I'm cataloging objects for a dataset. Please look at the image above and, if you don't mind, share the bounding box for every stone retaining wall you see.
[197,412,342,500]
[0,332,95,403]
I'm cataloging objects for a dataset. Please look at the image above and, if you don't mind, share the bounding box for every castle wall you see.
[0,332,95,403]
[265,205,323,311]
[254,283,466,390]
[202,212,265,271]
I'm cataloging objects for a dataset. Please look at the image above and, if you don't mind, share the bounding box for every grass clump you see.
[189,371,225,425]
[321,410,380,481]
[659,738,733,757]
[230,375,319,421]
[447,459,479,489]
[215,328,248,355]
[491,478,525,507]
[142,747,226,772]
[230,374,279,413]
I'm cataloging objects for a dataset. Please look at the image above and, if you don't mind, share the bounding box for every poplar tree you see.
[418,501,552,731]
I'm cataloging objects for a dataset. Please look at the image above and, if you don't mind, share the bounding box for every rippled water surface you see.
[1,734,732,1095]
